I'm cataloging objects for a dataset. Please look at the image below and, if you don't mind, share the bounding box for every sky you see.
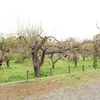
[0,0,100,40]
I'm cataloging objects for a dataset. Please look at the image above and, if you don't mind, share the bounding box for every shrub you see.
[13,53,23,63]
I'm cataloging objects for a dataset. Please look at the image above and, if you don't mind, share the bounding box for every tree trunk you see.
[83,55,85,61]
[52,64,55,69]
[6,60,9,67]
[93,55,97,68]
[93,46,98,68]
[74,59,77,67]
[32,51,41,78]
[32,49,46,78]
[34,64,41,78]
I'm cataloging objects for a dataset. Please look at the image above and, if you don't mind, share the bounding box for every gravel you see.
[23,81,100,100]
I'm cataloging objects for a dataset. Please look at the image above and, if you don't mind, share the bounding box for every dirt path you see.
[30,81,100,100]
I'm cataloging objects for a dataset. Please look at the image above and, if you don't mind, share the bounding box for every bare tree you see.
[64,38,81,67]
[49,54,61,69]
[80,36,100,68]
[80,39,92,61]
[15,21,93,77]
[15,22,64,77]
[92,34,100,68]
[92,23,100,68]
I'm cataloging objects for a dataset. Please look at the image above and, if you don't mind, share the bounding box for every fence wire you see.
[0,65,97,84]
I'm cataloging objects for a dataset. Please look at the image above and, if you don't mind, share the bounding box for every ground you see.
[0,79,65,100]
[0,70,100,100]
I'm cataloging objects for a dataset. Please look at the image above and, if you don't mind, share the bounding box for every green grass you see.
[0,56,100,84]
[0,59,34,83]
[41,56,97,77]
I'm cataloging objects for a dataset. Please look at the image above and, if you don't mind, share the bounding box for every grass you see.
[40,69,100,87]
[0,59,34,83]
[1,69,100,100]
[0,56,100,84]
[41,56,98,76]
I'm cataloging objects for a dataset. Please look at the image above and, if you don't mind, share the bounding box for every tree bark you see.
[74,56,77,67]
[75,59,77,67]
[93,55,97,68]
[34,64,41,78]
[83,55,85,61]
[32,51,41,78]
[52,64,55,69]
[93,46,98,68]
[6,60,9,67]
[32,49,46,78]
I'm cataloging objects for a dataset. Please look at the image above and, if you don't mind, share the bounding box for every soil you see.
[1,80,100,100]
[35,81,100,100]
[0,79,66,100]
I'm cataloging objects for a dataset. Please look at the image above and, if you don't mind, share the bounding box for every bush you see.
[13,53,23,63]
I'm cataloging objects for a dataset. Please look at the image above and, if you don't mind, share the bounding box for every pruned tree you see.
[64,38,81,67]
[92,34,100,68]
[15,22,64,77]
[49,54,61,69]
[80,36,100,68]
[80,40,93,61]
[92,23,100,68]
[15,21,93,77]
[66,49,80,67]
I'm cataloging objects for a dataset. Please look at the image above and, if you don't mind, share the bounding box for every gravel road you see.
[24,81,100,100]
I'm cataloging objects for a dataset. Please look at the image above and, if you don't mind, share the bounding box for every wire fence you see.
[0,65,98,84]
[0,70,34,83]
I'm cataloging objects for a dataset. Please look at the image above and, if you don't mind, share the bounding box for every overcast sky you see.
[0,0,100,40]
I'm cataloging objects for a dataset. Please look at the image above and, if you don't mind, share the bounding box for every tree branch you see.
[39,50,46,66]
[96,22,100,29]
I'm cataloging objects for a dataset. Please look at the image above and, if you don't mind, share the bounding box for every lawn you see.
[0,56,100,83]
[0,59,34,83]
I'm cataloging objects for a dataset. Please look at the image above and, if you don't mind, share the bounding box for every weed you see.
[76,76,80,80]
[7,88,12,91]
[18,94,21,96]
[19,89,24,92]
[16,98,19,100]
[27,92,32,95]
[34,88,43,90]
[2,91,6,93]
[14,85,17,88]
